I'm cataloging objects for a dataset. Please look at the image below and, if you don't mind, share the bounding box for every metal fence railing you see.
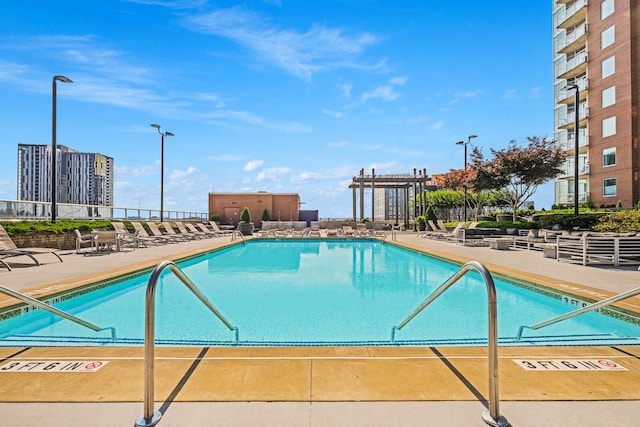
[0,199,207,221]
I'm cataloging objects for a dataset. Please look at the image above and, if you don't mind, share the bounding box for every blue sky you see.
[0,0,553,218]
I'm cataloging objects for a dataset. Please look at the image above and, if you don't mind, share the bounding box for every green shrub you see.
[534,213,607,230]
[593,211,640,233]
[240,207,252,223]
[210,212,221,222]
[261,209,270,222]
[0,220,113,235]
[476,221,539,229]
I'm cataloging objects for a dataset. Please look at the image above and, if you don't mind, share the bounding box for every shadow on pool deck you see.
[1,233,639,426]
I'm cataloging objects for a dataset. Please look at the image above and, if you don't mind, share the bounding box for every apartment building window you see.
[602,147,616,167]
[602,116,617,137]
[603,178,617,197]
[601,25,615,49]
[601,0,614,20]
[602,56,615,78]
[602,86,616,108]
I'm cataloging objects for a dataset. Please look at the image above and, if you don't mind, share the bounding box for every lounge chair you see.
[0,224,63,270]
[308,221,321,237]
[208,221,233,235]
[182,222,213,238]
[161,221,194,241]
[174,221,204,239]
[356,223,371,237]
[130,222,171,244]
[194,223,220,237]
[146,221,179,243]
[111,222,150,248]
[342,225,355,236]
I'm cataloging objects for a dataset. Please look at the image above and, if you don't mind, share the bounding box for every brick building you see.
[553,0,640,207]
[208,191,300,225]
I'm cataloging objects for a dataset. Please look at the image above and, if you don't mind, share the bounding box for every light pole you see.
[456,134,477,222]
[51,75,73,223]
[565,84,580,215]
[150,124,174,222]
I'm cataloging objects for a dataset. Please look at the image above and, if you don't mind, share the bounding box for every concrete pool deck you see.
[1,232,639,426]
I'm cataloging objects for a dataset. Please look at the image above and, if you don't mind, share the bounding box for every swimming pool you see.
[1,240,639,347]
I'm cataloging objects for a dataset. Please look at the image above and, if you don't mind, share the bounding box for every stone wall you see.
[10,232,76,250]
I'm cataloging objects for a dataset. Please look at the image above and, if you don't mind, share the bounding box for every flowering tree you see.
[469,136,566,221]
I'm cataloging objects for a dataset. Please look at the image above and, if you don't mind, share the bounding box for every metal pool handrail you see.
[231,230,247,243]
[390,261,510,427]
[135,260,239,427]
[516,285,640,340]
[0,284,116,341]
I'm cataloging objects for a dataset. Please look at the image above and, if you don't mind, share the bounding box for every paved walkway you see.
[1,233,639,426]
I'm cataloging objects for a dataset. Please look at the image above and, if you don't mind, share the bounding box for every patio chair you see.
[75,229,95,253]
[0,224,63,270]
[308,221,321,237]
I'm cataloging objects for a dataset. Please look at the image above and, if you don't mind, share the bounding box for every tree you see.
[469,136,566,221]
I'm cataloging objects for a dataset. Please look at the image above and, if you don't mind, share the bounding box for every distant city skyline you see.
[0,1,553,217]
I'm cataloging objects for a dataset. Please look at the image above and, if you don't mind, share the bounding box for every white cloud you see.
[431,120,444,130]
[339,81,353,100]
[244,160,264,171]
[256,167,290,181]
[323,109,344,119]
[503,89,519,99]
[390,76,408,85]
[115,164,158,178]
[328,140,349,148]
[185,7,384,81]
[361,85,401,103]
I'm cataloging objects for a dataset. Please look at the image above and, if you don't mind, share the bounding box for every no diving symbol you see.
[85,361,103,370]
[597,360,618,368]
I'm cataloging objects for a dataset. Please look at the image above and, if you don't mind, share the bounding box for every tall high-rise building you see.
[17,144,114,206]
[552,0,639,208]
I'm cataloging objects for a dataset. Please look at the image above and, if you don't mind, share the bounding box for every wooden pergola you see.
[348,168,432,228]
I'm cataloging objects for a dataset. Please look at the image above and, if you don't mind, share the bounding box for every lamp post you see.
[565,84,580,215]
[51,75,73,223]
[455,134,477,222]
[150,124,174,222]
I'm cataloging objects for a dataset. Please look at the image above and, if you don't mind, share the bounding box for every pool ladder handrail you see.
[136,260,239,427]
[390,261,510,427]
[516,285,640,340]
[230,230,247,243]
[0,284,116,341]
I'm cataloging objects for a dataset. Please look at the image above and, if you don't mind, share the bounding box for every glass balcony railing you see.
[0,199,207,221]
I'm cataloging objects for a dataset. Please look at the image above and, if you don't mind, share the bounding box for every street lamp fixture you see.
[51,75,73,223]
[455,134,477,222]
[150,124,174,222]
[564,84,580,215]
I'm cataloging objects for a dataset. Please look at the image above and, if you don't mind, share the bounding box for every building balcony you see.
[558,79,589,104]
[558,163,590,178]
[557,52,588,79]
[556,0,588,29]
[557,134,589,152]
[558,23,588,55]
[558,108,589,130]
[555,192,589,205]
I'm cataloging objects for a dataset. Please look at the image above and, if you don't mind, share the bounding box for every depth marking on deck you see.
[0,360,108,372]
[515,359,627,371]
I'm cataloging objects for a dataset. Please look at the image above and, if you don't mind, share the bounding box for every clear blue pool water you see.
[1,240,639,347]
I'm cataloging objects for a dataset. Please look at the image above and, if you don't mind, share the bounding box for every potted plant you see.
[416,216,427,231]
[238,207,254,235]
